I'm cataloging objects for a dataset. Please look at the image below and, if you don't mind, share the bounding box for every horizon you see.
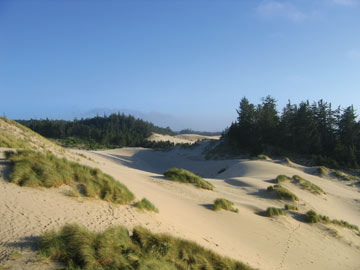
[1,0,359,131]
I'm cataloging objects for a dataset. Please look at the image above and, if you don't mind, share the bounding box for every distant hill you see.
[17,113,175,149]
[178,129,222,136]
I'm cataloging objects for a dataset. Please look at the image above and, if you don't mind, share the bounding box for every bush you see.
[164,168,214,190]
[292,175,325,195]
[40,224,254,270]
[212,198,238,213]
[266,207,286,217]
[5,150,134,204]
[134,198,159,213]
[284,204,298,211]
[275,175,291,183]
[267,184,299,201]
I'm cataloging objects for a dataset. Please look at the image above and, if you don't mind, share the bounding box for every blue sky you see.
[0,0,359,131]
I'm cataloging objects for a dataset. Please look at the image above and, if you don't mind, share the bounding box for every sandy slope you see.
[148,132,220,144]
[1,143,360,270]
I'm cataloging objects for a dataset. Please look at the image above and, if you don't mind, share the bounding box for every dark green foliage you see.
[275,175,291,183]
[40,224,254,270]
[212,198,239,213]
[164,168,214,190]
[134,198,159,213]
[5,150,134,204]
[284,204,298,211]
[292,175,325,195]
[267,185,299,201]
[225,97,360,169]
[266,207,286,217]
[17,113,174,149]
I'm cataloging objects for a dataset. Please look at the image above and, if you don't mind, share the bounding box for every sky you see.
[0,0,359,131]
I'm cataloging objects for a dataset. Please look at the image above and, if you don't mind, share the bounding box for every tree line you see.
[18,113,174,149]
[225,96,359,169]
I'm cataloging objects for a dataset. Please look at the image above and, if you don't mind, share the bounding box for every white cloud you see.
[347,49,360,60]
[330,0,359,6]
[256,1,308,22]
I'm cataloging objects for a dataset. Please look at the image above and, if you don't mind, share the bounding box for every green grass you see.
[275,174,291,183]
[257,154,271,160]
[39,224,254,270]
[5,150,134,204]
[0,130,31,149]
[284,204,298,211]
[305,210,358,231]
[164,168,214,190]
[267,184,299,201]
[212,198,239,213]
[266,207,286,217]
[316,166,328,177]
[292,175,325,195]
[134,198,159,213]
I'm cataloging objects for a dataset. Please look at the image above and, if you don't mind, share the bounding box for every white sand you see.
[1,140,360,269]
[148,132,220,144]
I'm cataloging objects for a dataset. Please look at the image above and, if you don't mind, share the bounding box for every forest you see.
[18,113,174,149]
[224,96,360,169]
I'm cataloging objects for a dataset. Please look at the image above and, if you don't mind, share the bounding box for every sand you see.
[1,134,360,269]
[148,132,220,144]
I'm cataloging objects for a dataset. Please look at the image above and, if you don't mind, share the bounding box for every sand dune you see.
[148,132,220,144]
[1,142,360,269]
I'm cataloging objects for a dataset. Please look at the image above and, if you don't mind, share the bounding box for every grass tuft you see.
[5,150,134,204]
[40,224,254,270]
[266,207,286,217]
[212,198,239,213]
[305,210,358,231]
[267,184,299,201]
[316,166,328,177]
[292,175,325,195]
[284,204,298,211]
[134,198,159,213]
[164,168,214,190]
[0,130,31,149]
[257,154,271,161]
[275,174,291,183]
[305,210,321,223]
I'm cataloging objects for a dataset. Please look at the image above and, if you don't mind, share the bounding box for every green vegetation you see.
[18,113,174,149]
[164,168,214,190]
[316,166,328,177]
[292,175,325,195]
[212,198,238,213]
[284,157,291,164]
[305,210,359,231]
[284,204,298,211]
[39,224,253,270]
[0,130,30,149]
[257,154,271,160]
[5,150,134,204]
[224,96,360,169]
[267,185,299,201]
[275,174,291,183]
[134,198,159,213]
[266,207,286,217]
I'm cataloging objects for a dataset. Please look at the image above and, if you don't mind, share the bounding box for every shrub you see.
[212,198,238,213]
[266,207,286,217]
[40,224,254,270]
[275,175,291,183]
[292,175,325,195]
[267,185,299,201]
[164,168,214,190]
[134,198,159,213]
[5,150,134,204]
[284,204,298,211]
